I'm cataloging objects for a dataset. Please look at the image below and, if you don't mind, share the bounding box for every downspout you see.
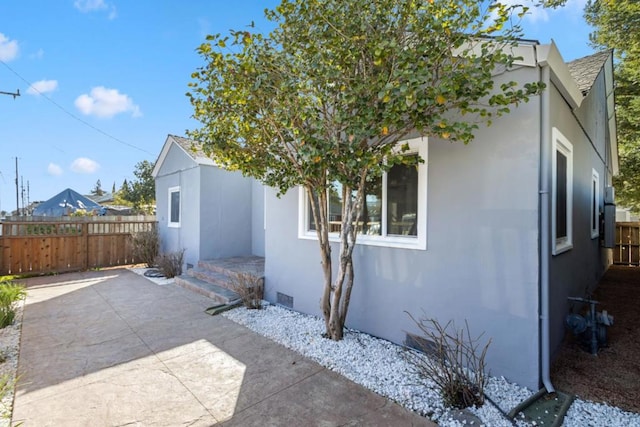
[539,63,555,394]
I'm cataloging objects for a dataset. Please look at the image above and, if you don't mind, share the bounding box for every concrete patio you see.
[13,269,434,426]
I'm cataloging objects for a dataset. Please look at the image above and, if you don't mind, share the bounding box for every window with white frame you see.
[298,137,427,250]
[168,186,181,228]
[552,128,573,255]
[591,169,600,239]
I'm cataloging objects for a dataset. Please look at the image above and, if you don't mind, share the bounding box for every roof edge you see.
[536,41,584,109]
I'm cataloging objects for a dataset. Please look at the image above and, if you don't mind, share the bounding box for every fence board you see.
[614,222,640,266]
[0,216,156,275]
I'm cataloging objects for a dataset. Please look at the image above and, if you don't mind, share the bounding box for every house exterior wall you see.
[547,72,613,360]
[198,166,254,259]
[155,143,201,268]
[264,67,543,389]
[251,179,266,257]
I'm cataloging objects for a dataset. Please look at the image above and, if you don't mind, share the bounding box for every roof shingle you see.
[566,50,612,95]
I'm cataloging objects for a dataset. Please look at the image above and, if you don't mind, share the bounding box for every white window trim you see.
[591,169,600,239]
[298,136,427,250]
[168,186,181,228]
[551,128,573,255]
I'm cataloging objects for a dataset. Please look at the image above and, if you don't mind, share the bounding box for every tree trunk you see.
[326,172,367,341]
[306,185,333,335]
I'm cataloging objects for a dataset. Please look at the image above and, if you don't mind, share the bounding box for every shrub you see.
[132,228,159,268]
[155,249,185,278]
[404,313,491,409]
[227,272,264,309]
[0,282,26,328]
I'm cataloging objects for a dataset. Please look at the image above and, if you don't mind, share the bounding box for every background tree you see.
[188,0,543,340]
[583,0,640,212]
[91,179,104,197]
[122,160,156,212]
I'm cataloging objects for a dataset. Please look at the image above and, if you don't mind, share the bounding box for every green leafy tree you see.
[583,0,640,212]
[123,161,156,212]
[187,0,543,340]
[91,179,104,197]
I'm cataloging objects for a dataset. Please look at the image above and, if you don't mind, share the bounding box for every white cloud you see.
[27,79,58,96]
[47,163,63,176]
[0,33,19,62]
[74,0,117,19]
[70,158,100,174]
[74,86,142,119]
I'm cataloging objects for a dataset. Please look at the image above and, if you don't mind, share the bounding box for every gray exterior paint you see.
[153,44,616,391]
[265,67,543,388]
[547,65,613,360]
[263,51,615,390]
[251,179,266,257]
[154,136,264,269]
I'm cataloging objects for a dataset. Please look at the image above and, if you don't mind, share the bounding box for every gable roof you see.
[33,188,105,216]
[566,50,613,95]
[151,134,215,178]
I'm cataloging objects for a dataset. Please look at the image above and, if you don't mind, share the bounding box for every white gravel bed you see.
[222,303,640,427]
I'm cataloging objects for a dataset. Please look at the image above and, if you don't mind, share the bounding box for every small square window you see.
[168,186,180,228]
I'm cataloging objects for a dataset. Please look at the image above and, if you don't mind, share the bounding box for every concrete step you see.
[188,266,234,289]
[198,256,265,279]
[174,274,240,305]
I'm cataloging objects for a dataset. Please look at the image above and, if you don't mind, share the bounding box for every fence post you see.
[83,222,89,270]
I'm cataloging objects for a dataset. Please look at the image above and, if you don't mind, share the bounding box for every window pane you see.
[556,151,567,239]
[308,193,318,231]
[170,190,180,223]
[592,180,597,230]
[387,159,418,236]
[361,176,382,235]
[328,183,343,233]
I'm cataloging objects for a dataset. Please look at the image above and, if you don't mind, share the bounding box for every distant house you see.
[86,192,138,216]
[154,42,617,391]
[32,188,105,216]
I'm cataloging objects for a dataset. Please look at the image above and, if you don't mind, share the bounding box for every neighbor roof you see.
[567,50,613,95]
[33,188,105,216]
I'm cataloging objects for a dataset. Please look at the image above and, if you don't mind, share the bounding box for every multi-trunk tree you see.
[187,0,543,340]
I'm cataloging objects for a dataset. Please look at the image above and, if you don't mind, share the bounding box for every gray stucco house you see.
[153,41,617,391]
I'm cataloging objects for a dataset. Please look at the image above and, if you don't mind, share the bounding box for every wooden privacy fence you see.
[614,222,640,266]
[0,216,156,275]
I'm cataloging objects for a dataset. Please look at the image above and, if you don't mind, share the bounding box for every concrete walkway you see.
[13,269,434,426]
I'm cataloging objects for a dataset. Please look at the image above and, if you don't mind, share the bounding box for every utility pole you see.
[14,158,19,216]
[20,176,25,216]
[0,89,20,99]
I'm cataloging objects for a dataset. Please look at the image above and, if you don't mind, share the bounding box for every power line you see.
[0,59,154,156]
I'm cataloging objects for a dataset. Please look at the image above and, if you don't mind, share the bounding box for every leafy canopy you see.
[187,0,543,195]
[585,0,640,211]
[121,160,156,211]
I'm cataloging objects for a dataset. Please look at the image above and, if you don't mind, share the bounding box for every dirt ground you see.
[551,265,640,414]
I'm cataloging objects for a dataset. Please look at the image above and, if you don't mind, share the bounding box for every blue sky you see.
[0,0,592,211]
